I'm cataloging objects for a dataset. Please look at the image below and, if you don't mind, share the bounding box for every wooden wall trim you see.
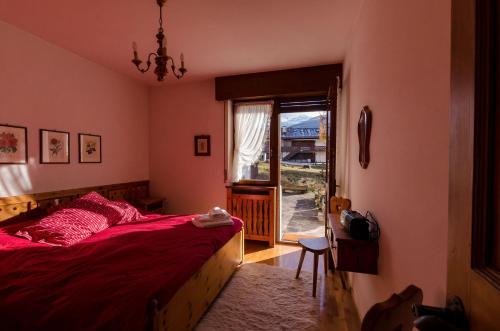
[0,180,149,223]
[215,64,343,101]
[448,0,475,309]
[448,1,500,329]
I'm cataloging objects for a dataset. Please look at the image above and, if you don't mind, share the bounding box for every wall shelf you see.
[327,213,379,277]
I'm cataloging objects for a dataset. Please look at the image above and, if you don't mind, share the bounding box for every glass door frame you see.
[228,93,336,245]
[275,96,330,243]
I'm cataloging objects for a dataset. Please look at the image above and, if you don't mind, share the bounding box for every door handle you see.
[412,296,468,331]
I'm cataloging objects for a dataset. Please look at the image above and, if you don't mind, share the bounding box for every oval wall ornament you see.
[358,106,372,169]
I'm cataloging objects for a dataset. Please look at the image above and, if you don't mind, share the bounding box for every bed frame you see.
[0,181,149,223]
[152,230,244,331]
[0,181,244,331]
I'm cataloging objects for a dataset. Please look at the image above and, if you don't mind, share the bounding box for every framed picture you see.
[0,124,27,164]
[78,133,101,163]
[194,135,211,156]
[40,129,70,164]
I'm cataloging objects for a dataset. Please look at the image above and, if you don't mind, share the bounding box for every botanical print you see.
[79,134,101,163]
[0,132,18,154]
[49,138,63,156]
[40,130,69,164]
[85,141,97,155]
[0,125,27,164]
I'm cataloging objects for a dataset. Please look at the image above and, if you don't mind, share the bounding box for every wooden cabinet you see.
[327,213,378,275]
[226,186,276,247]
[134,197,165,214]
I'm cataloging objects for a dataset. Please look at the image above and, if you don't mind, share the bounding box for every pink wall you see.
[149,80,226,214]
[1,0,452,318]
[343,0,451,317]
[0,20,149,196]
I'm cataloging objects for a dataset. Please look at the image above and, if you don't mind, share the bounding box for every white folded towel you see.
[192,216,234,228]
[208,207,231,220]
[192,207,234,228]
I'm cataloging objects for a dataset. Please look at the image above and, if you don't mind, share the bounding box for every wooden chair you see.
[295,237,330,297]
[328,196,351,288]
[330,196,352,215]
[361,285,423,331]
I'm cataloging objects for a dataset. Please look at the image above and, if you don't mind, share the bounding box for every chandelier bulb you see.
[132,42,139,61]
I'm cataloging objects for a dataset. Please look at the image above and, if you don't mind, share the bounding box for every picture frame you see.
[0,124,28,164]
[78,133,102,163]
[40,129,70,164]
[194,135,211,156]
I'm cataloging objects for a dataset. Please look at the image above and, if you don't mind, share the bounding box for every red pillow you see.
[112,200,143,225]
[15,192,126,246]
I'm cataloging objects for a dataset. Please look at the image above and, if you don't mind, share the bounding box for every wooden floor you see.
[244,240,361,331]
[281,232,321,242]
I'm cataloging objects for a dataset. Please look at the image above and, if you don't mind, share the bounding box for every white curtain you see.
[335,76,350,197]
[232,102,272,182]
[224,100,234,184]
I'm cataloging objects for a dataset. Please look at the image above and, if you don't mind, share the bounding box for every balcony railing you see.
[281,146,326,153]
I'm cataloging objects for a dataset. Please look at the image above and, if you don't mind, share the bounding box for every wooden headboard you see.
[0,181,149,223]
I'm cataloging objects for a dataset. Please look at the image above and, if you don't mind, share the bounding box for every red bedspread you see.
[0,214,242,331]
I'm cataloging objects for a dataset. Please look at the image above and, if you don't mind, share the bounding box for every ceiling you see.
[0,0,362,86]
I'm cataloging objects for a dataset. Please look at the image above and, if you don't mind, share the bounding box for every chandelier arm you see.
[148,52,158,62]
[134,52,158,73]
[172,67,185,79]
[165,55,173,66]
[134,61,150,74]
[166,56,181,79]
[171,66,182,79]
[167,56,187,79]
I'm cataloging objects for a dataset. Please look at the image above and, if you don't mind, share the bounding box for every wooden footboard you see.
[153,230,244,331]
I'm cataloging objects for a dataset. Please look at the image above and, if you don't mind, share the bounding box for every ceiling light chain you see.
[131,0,186,82]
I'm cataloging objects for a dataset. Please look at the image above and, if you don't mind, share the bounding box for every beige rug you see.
[196,263,323,331]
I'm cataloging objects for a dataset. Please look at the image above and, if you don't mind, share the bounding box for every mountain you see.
[280,114,312,128]
[288,115,321,129]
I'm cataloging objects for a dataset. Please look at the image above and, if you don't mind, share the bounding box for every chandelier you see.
[131,0,186,81]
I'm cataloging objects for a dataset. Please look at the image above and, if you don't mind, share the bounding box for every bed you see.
[0,181,244,331]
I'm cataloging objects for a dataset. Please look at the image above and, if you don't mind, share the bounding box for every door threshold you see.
[276,240,300,246]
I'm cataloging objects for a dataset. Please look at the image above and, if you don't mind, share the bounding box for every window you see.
[231,101,273,183]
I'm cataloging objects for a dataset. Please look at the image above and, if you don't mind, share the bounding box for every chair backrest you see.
[361,285,423,331]
[329,196,351,215]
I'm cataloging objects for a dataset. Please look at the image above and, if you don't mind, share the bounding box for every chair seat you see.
[296,236,330,297]
[298,237,329,252]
